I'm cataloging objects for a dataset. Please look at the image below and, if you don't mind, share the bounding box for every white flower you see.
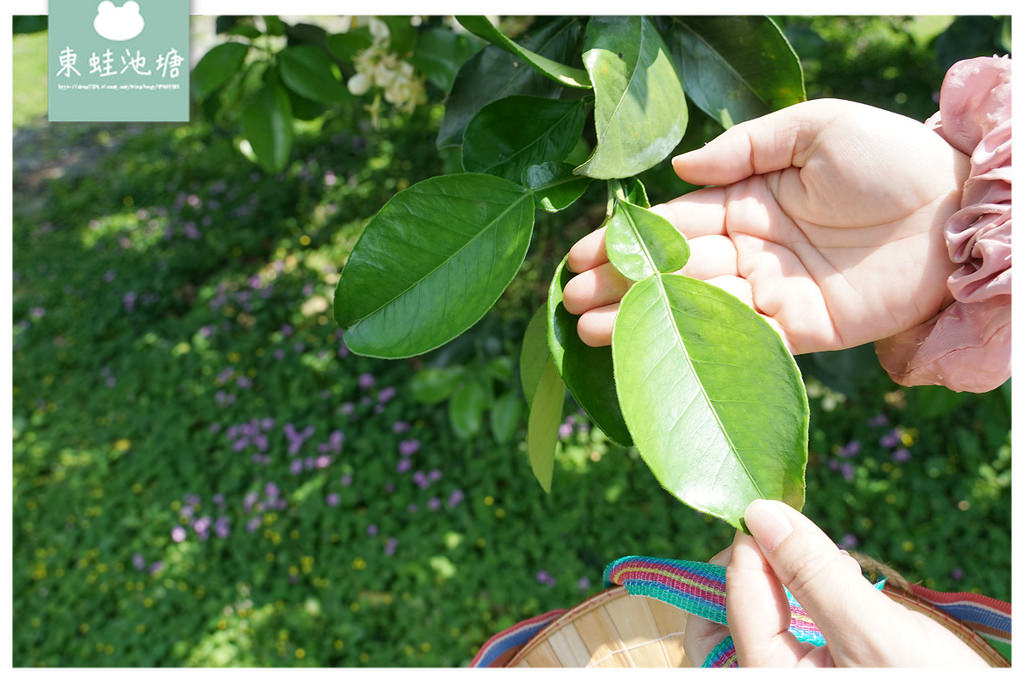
[347,72,371,96]
[368,17,390,41]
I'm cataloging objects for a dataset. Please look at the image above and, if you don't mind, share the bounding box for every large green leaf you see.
[456,15,591,89]
[409,27,481,92]
[192,42,249,101]
[462,96,587,182]
[612,274,808,529]
[522,162,591,213]
[657,16,805,128]
[605,198,690,281]
[240,76,293,173]
[278,45,348,104]
[576,17,687,179]
[334,174,535,358]
[527,357,565,493]
[437,17,583,149]
[520,306,550,405]
[547,256,632,446]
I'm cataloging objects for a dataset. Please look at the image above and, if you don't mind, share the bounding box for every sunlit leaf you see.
[527,357,565,493]
[605,198,690,281]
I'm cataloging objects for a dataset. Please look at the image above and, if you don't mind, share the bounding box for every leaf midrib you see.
[654,275,766,500]
[674,17,769,107]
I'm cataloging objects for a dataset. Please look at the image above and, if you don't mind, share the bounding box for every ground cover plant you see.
[11,16,1011,666]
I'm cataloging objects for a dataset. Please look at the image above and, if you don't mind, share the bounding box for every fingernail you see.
[744,499,793,553]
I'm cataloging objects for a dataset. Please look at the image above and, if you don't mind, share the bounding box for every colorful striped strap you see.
[604,555,1011,666]
[469,609,566,667]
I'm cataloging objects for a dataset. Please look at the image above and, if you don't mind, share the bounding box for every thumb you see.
[671,99,838,186]
[742,499,896,650]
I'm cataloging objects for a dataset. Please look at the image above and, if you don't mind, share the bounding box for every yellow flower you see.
[114,439,131,452]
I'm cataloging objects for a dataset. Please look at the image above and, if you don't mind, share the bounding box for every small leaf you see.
[437,17,583,149]
[520,306,550,404]
[462,96,587,182]
[527,358,565,493]
[240,76,293,173]
[450,380,488,439]
[263,15,286,36]
[408,27,481,92]
[278,45,348,104]
[409,367,465,404]
[456,15,591,89]
[547,256,632,446]
[326,28,373,62]
[334,174,535,358]
[612,274,808,529]
[192,42,249,101]
[621,177,650,208]
[490,392,523,443]
[657,16,805,128]
[523,162,591,213]
[227,23,262,40]
[605,199,690,281]
[576,17,687,179]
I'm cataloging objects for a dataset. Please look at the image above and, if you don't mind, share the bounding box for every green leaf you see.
[192,42,249,101]
[527,358,565,493]
[456,15,591,89]
[437,17,583,149]
[264,15,286,36]
[522,162,591,213]
[334,174,535,358]
[450,380,488,438]
[240,76,293,173]
[547,256,632,446]
[657,17,805,128]
[227,23,262,40]
[490,392,523,443]
[520,306,550,405]
[286,88,328,121]
[621,177,650,208]
[409,27,481,92]
[576,17,687,179]
[612,274,808,529]
[278,45,348,104]
[409,367,465,405]
[380,16,418,56]
[462,96,587,182]
[485,356,514,382]
[605,198,690,281]
[326,28,373,62]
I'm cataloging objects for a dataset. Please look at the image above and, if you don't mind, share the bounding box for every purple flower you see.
[183,222,201,240]
[868,413,889,428]
[378,386,396,403]
[428,497,441,510]
[879,429,901,449]
[329,430,344,451]
[132,553,146,570]
[385,537,398,556]
[359,373,376,390]
[838,533,858,549]
[261,418,275,430]
[183,493,201,506]
[290,459,303,474]
[315,455,331,469]
[264,482,279,500]
[392,421,410,434]
[838,440,861,458]
[535,570,556,586]
[103,269,117,282]
[447,489,464,508]
[274,349,285,360]
[326,493,341,507]
[951,567,965,580]
[577,577,591,591]
[396,459,412,474]
[213,493,225,508]
[413,471,429,489]
[171,526,186,543]
[245,517,261,533]
[123,291,137,312]
[341,402,355,416]
[199,325,215,338]
[324,170,338,186]
[148,561,164,575]
[366,524,379,537]
[558,423,573,439]
[217,367,236,385]
[232,439,248,452]
[193,516,211,534]
[399,439,420,457]
[892,448,911,463]
[340,473,353,487]
[29,306,46,319]
[180,505,194,520]
[840,463,855,482]
[243,491,259,511]
[214,516,230,538]
[428,468,442,482]
[237,376,253,389]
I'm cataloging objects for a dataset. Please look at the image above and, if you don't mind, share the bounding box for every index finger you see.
[567,226,608,273]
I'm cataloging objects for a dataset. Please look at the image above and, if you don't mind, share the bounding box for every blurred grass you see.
[13,31,47,127]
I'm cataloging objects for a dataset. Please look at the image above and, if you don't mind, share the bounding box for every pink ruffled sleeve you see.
[875,56,1011,393]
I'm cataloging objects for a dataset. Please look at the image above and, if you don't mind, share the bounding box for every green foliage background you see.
[12,16,1011,666]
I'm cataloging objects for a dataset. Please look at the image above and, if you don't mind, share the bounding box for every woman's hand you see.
[563,99,970,354]
[683,500,990,667]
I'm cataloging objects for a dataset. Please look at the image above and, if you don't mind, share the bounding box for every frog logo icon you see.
[93,1,145,41]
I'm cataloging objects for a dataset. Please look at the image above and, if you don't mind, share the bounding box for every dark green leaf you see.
[278,45,348,104]
[527,358,565,493]
[334,174,535,358]
[408,27,481,92]
[547,256,632,446]
[485,356,514,382]
[462,96,587,182]
[326,28,373,62]
[227,23,262,40]
[490,392,523,443]
[380,17,418,56]
[450,380,488,438]
[612,274,808,529]
[192,42,249,101]
[409,367,465,404]
[605,198,690,281]
[576,17,687,179]
[520,306,550,405]
[286,88,328,121]
[240,77,293,173]
[264,16,286,36]
[437,17,583,149]
[522,162,591,213]
[658,16,805,128]
[456,15,591,88]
